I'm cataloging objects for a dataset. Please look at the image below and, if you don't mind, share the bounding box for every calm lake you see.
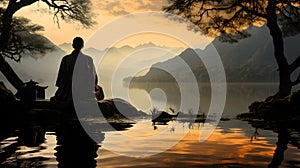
[1,83,300,167]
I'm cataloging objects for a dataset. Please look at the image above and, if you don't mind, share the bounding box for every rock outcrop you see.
[237,90,300,122]
[98,98,147,118]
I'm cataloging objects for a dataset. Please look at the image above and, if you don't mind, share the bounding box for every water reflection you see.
[99,119,300,167]
[0,127,48,167]
[269,127,289,167]
[55,121,103,168]
[1,118,300,167]
[249,120,300,167]
[99,120,276,167]
[18,128,45,147]
[0,118,136,167]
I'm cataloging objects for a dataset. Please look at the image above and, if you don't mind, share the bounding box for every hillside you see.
[128,25,300,83]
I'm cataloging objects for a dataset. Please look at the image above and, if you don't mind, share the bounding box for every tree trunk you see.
[0,0,17,50]
[266,0,291,98]
[0,0,26,90]
[0,54,24,89]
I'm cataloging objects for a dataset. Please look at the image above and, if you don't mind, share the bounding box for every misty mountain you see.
[2,33,65,83]
[2,40,66,96]
[82,43,185,90]
[58,42,73,53]
[0,38,185,97]
[128,25,300,83]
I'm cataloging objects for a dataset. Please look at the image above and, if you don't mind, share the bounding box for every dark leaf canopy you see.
[0,7,52,61]
[165,0,300,42]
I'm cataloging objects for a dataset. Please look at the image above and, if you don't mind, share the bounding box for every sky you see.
[15,0,212,49]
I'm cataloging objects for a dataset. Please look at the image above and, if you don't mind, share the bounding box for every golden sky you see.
[15,0,211,49]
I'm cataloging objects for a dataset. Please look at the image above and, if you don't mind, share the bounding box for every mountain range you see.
[1,25,299,98]
[127,25,300,83]
[0,39,184,97]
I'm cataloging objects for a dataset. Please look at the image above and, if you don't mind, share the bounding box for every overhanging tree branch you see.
[0,0,37,51]
[292,73,300,86]
[41,0,95,28]
[236,3,267,18]
[290,55,300,73]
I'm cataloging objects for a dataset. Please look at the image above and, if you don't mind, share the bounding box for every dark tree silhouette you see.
[165,0,300,98]
[0,0,95,90]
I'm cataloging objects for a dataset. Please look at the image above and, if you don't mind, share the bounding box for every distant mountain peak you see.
[58,42,72,53]
[119,45,133,49]
[136,42,158,48]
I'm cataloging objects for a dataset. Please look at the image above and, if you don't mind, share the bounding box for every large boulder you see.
[11,98,146,125]
[98,98,147,118]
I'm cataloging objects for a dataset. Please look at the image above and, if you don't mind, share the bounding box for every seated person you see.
[52,37,99,102]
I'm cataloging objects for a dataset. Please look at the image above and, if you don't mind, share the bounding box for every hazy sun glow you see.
[114,33,189,48]
[14,0,192,48]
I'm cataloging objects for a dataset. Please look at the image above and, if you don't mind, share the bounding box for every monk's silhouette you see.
[52,37,98,102]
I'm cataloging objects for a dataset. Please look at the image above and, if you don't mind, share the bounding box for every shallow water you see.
[1,83,300,167]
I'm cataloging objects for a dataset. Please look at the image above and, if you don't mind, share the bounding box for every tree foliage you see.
[0,8,50,61]
[40,0,95,28]
[0,0,95,62]
[165,0,300,42]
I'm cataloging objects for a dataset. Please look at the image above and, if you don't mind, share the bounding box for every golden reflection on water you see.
[2,120,300,167]
[98,120,278,167]
[16,133,58,167]
[170,128,275,166]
